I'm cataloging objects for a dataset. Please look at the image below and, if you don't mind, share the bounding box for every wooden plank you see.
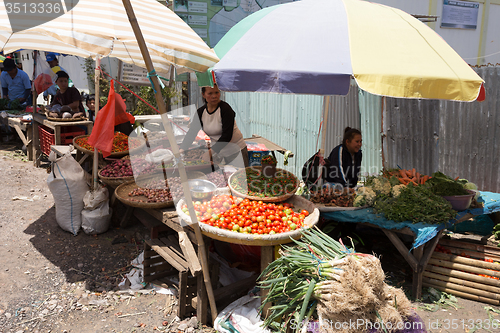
[144,267,177,283]
[412,244,424,299]
[12,124,29,146]
[159,237,186,264]
[432,251,500,270]
[178,231,202,276]
[423,271,500,294]
[440,238,500,256]
[144,209,184,232]
[178,271,188,318]
[196,243,208,325]
[261,246,274,318]
[382,229,418,271]
[147,239,188,272]
[423,281,500,305]
[422,277,500,301]
[191,274,258,308]
[426,265,500,287]
[428,257,500,279]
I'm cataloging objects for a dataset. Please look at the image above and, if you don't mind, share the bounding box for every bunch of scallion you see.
[258,227,413,333]
[258,227,353,333]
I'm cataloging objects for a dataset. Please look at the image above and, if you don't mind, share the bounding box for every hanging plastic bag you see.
[47,151,89,235]
[34,73,53,94]
[81,186,112,235]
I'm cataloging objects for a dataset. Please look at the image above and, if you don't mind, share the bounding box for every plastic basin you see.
[442,190,475,211]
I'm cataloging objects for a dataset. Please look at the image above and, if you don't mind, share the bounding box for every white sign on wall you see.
[119,62,150,85]
[441,0,479,30]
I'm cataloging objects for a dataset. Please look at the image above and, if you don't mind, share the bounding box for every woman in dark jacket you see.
[325,127,362,188]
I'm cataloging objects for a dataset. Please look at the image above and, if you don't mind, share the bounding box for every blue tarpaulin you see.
[321,191,500,249]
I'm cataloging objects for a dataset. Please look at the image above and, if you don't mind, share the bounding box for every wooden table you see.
[32,113,93,166]
[137,206,258,324]
[322,212,475,299]
[7,117,33,161]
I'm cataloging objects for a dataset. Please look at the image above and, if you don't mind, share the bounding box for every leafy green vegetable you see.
[427,171,470,196]
[373,183,456,224]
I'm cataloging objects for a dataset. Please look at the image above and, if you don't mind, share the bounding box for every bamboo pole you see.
[422,281,500,305]
[121,0,218,323]
[93,56,101,191]
[422,277,500,303]
[423,271,500,294]
[432,251,500,271]
[316,95,330,187]
[440,238,500,257]
[428,257,500,279]
[426,264,500,288]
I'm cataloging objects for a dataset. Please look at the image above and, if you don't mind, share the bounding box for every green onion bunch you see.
[258,227,354,332]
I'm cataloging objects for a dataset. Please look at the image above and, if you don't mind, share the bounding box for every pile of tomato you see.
[434,244,499,280]
[181,195,309,235]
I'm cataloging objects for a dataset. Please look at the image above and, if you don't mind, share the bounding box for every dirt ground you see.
[1,138,500,333]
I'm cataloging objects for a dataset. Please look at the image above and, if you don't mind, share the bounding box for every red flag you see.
[87,80,135,157]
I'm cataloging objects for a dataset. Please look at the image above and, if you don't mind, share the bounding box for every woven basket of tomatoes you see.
[73,132,144,158]
[176,188,319,246]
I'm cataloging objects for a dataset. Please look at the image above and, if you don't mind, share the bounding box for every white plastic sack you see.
[145,148,174,164]
[47,152,89,235]
[83,186,109,210]
[214,294,271,333]
[81,202,112,235]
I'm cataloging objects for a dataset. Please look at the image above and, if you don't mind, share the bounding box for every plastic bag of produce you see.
[81,186,112,235]
[47,151,89,235]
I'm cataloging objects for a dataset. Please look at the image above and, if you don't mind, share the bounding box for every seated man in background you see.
[1,58,32,108]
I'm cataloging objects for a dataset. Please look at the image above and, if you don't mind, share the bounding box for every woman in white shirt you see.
[180,84,249,167]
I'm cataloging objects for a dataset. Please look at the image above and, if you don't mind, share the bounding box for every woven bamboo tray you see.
[46,112,87,122]
[98,169,134,188]
[73,135,143,158]
[176,189,319,246]
[228,166,299,203]
[114,180,174,209]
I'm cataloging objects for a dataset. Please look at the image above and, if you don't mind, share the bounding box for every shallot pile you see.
[128,177,184,203]
[206,172,228,188]
[100,159,134,178]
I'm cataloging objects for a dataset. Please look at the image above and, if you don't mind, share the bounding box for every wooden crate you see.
[143,237,200,318]
[423,238,500,305]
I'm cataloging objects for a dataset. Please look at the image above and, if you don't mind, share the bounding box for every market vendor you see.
[50,71,84,118]
[179,84,249,167]
[325,127,362,188]
[1,58,32,107]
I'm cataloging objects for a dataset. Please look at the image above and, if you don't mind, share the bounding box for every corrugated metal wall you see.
[439,66,500,192]
[223,92,324,175]
[382,97,441,176]
[359,89,383,177]
[323,80,360,157]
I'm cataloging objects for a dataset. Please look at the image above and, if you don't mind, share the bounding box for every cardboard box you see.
[247,151,270,166]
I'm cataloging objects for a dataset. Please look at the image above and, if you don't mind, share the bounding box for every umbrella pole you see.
[93,56,101,191]
[318,95,331,186]
[121,0,219,323]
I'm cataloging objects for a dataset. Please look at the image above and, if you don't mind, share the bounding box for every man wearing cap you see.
[1,58,31,104]
[43,52,71,102]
